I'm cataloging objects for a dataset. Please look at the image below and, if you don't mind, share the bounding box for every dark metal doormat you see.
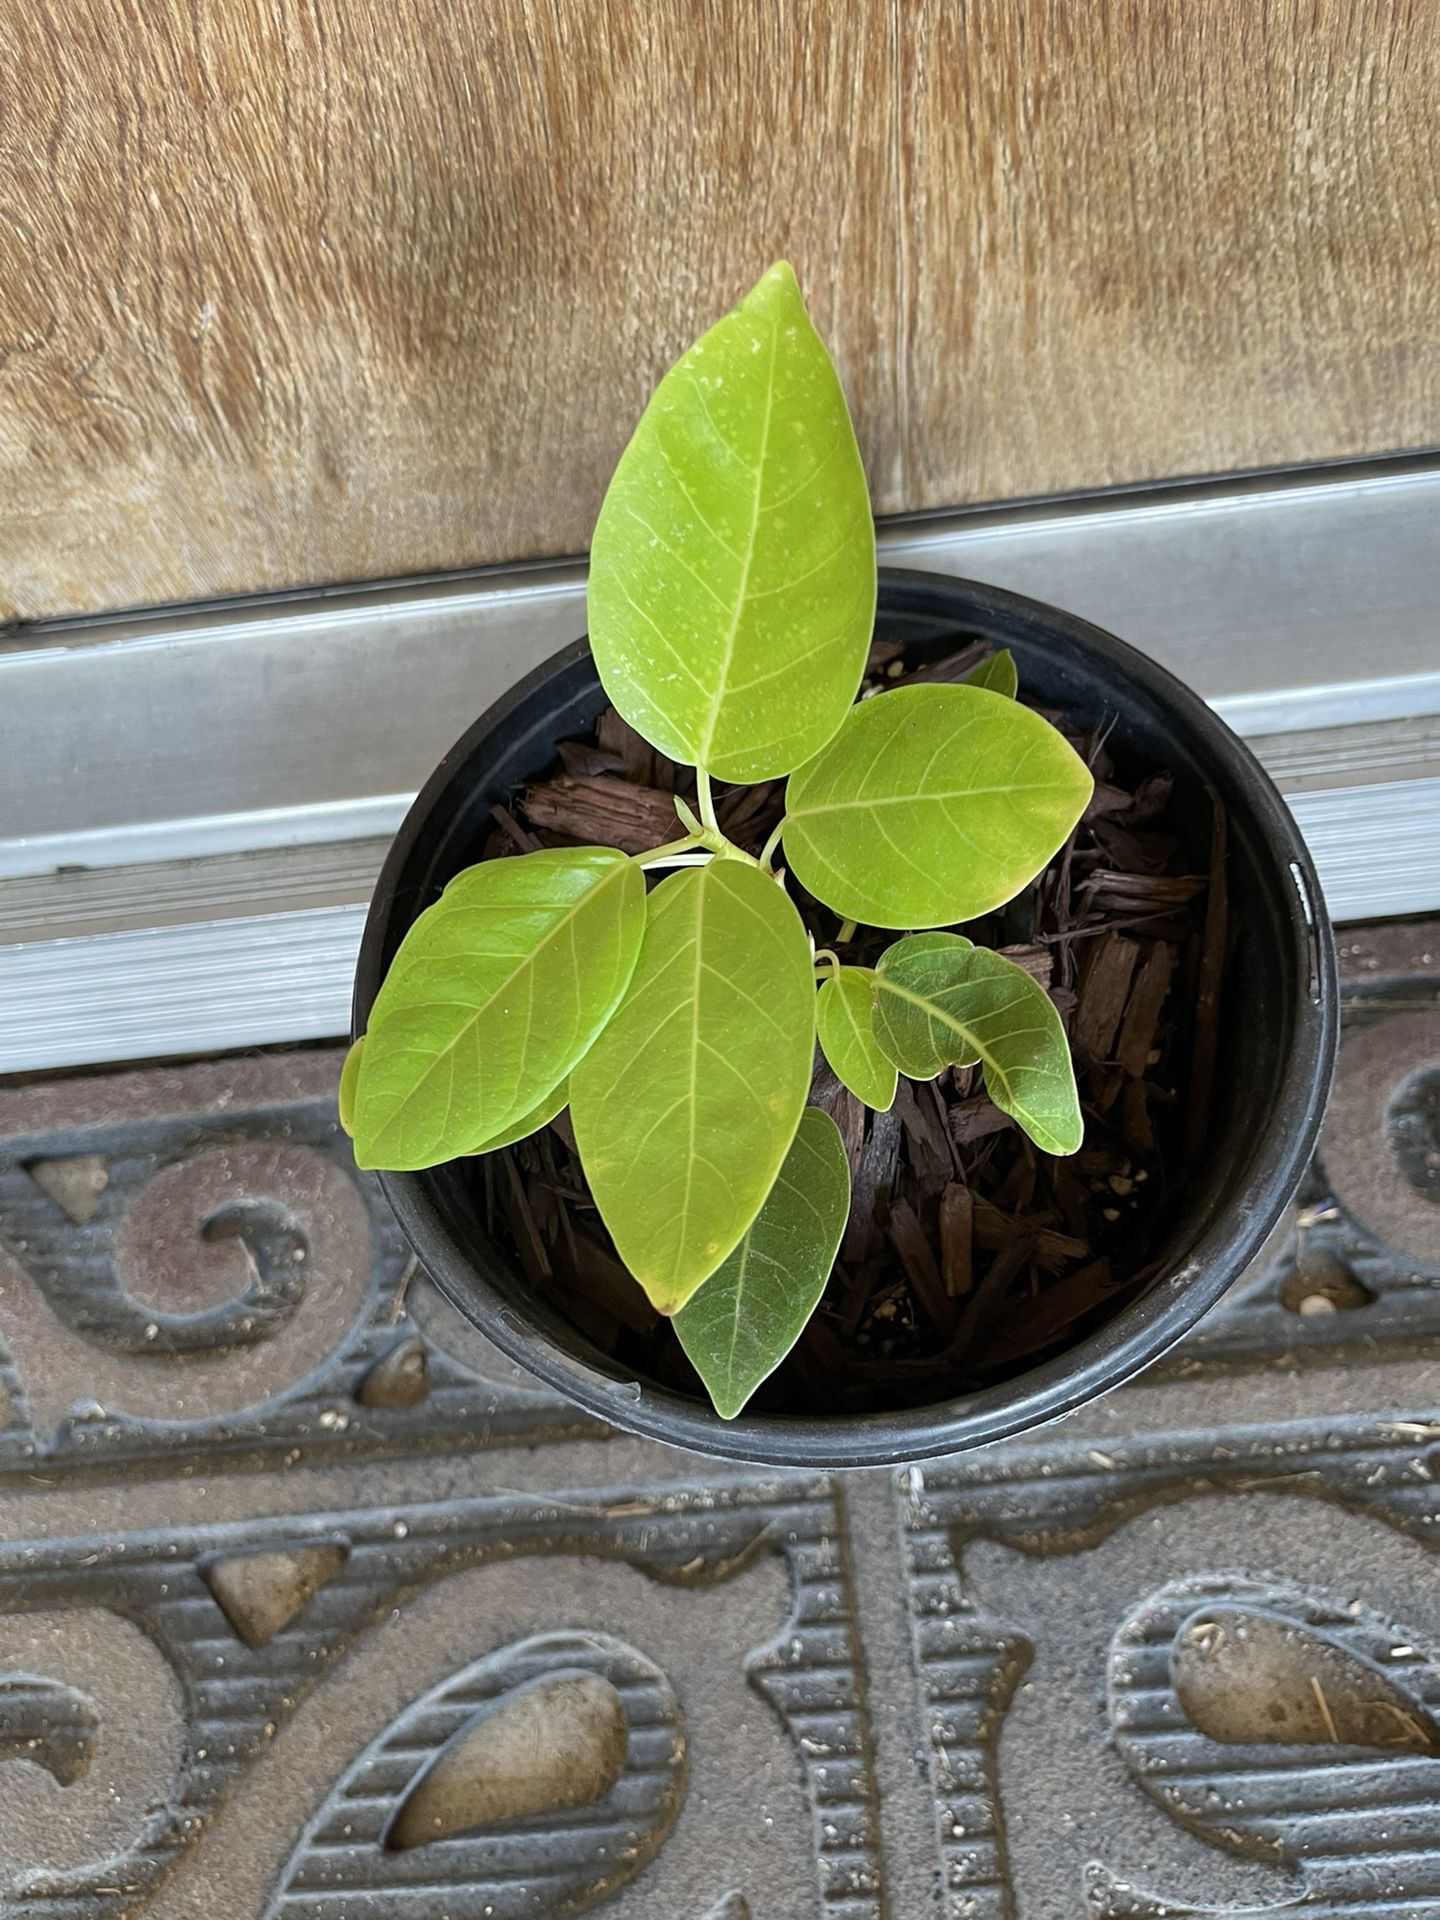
[0,921,1435,1918]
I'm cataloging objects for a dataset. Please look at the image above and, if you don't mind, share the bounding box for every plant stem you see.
[634,825,763,873]
[709,835,763,869]
[835,917,858,943]
[633,833,703,868]
[696,768,720,833]
[813,948,842,983]
[758,815,788,872]
[673,794,704,837]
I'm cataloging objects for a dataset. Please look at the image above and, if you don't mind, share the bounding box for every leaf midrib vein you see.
[672,870,709,1296]
[697,322,778,767]
[874,974,1022,1107]
[371,866,627,1143]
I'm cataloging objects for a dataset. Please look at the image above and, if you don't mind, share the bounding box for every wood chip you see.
[844,1105,901,1264]
[974,1200,1087,1274]
[1121,772,1175,824]
[978,1257,1115,1364]
[949,1097,1016,1146]
[893,1078,953,1194]
[1085,781,1133,821]
[1120,1079,1157,1155]
[596,707,662,784]
[948,1237,1034,1366]
[1080,871,1207,914]
[556,738,631,778]
[490,803,540,854]
[940,1182,974,1296]
[524,773,677,854]
[1074,932,1141,1059]
[836,1089,867,1176]
[886,1199,955,1335]
[1089,821,1181,873]
[1116,941,1177,1077]
[996,943,1054,987]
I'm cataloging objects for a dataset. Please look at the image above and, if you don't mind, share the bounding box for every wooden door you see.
[3,0,1436,620]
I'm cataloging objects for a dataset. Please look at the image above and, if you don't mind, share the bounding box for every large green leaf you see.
[587,262,876,783]
[816,967,897,1111]
[783,683,1093,928]
[673,1108,850,1418]
[461,1077,570,1156]
[872,934,1083,1154]
[338,1037,364,1137]
[353,848,646,1172]
[569,859,815,1314]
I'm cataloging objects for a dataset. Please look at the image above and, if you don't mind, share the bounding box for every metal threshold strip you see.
[2,456,1437,1073]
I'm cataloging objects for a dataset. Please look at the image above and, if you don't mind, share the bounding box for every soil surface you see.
[476,636,1228,1413]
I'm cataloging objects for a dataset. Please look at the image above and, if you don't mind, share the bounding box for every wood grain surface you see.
[2,0,1436,620]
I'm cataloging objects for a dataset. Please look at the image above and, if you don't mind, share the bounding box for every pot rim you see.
[356,566,1339,1467]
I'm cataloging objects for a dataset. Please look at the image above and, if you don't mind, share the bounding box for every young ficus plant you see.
[347,262,1094,1419]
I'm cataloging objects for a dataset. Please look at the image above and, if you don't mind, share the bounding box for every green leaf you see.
[462,1077,570,1156]
[816,968,897,1111]
[783,682,1093,929]
[870,932,978,1076]
[338,1037,364,1137]
[873,935,1083,1154]
[587,261,876,783]
[354,848,646,1172]
[673,1108,850,1418]
[569,858,815,1314]
[964,648,1018,698]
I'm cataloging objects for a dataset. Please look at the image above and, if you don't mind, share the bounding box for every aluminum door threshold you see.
[2,456,1436,1072]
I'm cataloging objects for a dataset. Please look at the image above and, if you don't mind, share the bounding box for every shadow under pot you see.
[353,566,1337,1468]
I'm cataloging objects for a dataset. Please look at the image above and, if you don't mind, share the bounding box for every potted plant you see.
[348,264,1336,1465]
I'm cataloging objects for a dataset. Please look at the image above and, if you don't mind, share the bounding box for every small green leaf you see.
[816,968,897,1111]
[462,1077,569,1156]
[871,932,978,1076]
[587,261,877,783]
[570,859,815,1315]
[964,648,1018,698]
[873,935,1083,1154]
[674,1108,850,1418]
[783,683,1093,929]
[354,848,646,1172]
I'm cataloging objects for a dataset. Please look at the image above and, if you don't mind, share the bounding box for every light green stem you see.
[758,815,788,872]
[673,794,704,837]
[696,768,720,833]
[835,917,858,943]
[635,826,761,873]
[633,833,704,868]
[708,833,763,869]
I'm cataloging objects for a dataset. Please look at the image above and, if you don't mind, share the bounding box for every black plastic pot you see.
[354,568,1337,1467]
